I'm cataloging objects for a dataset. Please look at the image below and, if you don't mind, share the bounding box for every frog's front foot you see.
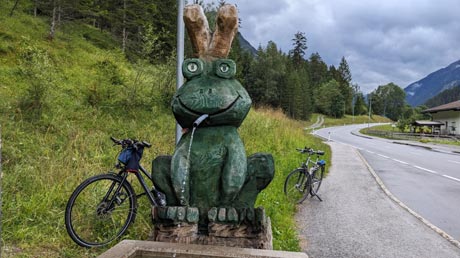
[153,206,199,224]
[207,207,267,227]
[207,207,269,238]
[208,207,240,224]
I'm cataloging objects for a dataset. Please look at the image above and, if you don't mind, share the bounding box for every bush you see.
[17,38,56,120]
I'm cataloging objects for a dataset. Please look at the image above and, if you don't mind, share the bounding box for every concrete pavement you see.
[296,142,460,258]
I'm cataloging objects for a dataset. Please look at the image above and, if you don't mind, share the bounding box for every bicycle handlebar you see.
[296,147,324,156]
[110,137,151,148]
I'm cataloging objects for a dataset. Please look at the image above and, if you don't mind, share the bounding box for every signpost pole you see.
[175,0,185,144]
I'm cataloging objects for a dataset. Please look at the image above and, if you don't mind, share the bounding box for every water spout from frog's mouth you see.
[193,114,209,128]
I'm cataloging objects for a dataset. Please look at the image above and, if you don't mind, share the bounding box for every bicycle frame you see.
[300,154,319,171]
[301,153,323,201]
[115,165,159,207]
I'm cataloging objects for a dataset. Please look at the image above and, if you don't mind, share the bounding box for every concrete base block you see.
[98,240,309,258]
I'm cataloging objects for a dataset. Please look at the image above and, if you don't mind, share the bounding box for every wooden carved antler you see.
[184,5,211,59]
[184,4,238,60]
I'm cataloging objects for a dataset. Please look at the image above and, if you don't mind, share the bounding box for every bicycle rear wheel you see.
[310,165,325,196]
[65,173,137,247]
[284,169,311,203]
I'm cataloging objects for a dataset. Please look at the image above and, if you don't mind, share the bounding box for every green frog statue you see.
[151,4,274,247]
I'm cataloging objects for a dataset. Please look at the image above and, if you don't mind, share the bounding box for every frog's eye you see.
[182,58,204,79]
[215,59,236,79]
[219,63,229,73]
[187,63,198,72]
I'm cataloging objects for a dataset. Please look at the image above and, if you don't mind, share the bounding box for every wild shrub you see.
[16,37,55,121]
[85,58,123,109]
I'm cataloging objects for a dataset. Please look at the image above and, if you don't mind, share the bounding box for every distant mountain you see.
[404,60,460,106]
[237,32,257,56]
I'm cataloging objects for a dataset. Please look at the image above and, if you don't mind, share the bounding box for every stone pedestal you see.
[150,206,273,249]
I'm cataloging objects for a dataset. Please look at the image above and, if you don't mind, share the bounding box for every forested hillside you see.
[5,0,365,120]
[424,86,460,108]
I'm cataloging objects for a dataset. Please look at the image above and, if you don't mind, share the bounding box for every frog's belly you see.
[188,144,226,208]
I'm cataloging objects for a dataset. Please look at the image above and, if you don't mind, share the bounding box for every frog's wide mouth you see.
[176,92,241,116]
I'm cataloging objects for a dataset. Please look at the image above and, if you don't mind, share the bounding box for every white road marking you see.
[392,159,409,165]
[378,154,390,159]
[442,175,460,183]
[367,150,375,154]
[448,160,460,165]
[413,165,438,175]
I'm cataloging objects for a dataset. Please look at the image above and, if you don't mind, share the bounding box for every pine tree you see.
[337,57,353,113]
[309,52,328,87]
[289,32,307,68]
[246,41,286,108]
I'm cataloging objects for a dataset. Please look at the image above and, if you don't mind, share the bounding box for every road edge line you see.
[355,149,460,249]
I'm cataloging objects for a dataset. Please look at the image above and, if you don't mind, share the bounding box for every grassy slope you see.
[1,11,331,257]
[322,114,391,127]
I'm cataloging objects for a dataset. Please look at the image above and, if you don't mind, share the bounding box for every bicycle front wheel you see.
[65,173,137,247]
[310,165,325,196]
[284,169,311,203]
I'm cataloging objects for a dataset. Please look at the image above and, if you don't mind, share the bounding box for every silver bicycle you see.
[284,147,326,203]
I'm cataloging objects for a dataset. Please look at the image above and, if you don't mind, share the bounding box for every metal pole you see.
[175,0,185,144]
[352,94,355,123]
[368,95,372,130]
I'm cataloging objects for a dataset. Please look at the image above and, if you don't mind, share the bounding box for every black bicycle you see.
[65,137,166,248]
[284,147,326,203]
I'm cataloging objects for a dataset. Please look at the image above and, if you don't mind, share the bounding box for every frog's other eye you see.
[188,63,198,72]
[182,58,204,79]
[215,59,236,79]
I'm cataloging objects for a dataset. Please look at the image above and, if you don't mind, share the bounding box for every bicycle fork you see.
[310,169,323,202]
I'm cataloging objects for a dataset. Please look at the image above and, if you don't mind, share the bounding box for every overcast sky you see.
[200,0,460,93]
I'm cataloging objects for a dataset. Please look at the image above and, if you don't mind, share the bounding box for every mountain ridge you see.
[404,59,460,106]
[237,32,257,56]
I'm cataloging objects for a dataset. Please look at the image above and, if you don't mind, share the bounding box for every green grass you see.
[1,10,331,257]
[322,114,391,127]
[363,124,394,132]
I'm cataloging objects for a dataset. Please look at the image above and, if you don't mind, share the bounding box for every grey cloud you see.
[202,0,460,93]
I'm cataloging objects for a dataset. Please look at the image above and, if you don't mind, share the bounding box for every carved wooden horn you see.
[184,4,211,58]
[208,4,238,59]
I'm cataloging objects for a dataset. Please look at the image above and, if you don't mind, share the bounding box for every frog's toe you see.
[153,206,199,224]
[208,207,239,223]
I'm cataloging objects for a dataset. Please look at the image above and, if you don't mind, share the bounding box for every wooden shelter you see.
[422,100,460,135]
[410,120,444,134]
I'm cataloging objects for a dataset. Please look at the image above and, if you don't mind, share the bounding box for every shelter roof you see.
[411,120,444,126]
[423,100,460,113]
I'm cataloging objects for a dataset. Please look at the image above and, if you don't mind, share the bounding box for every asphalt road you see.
[297,142,460,258]
[314,124,460,241]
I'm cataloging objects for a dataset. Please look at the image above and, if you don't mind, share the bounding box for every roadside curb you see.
[352,130,460,156]
[392,141,432,150]
[356,149,460,250]
[392,141,460,156]
[311,132,328,141]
